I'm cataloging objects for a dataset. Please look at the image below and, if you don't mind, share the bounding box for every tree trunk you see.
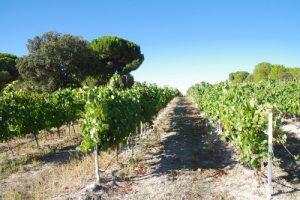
[95,144,100,183]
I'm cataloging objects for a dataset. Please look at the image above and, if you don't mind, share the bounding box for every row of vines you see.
[0,85,84,146]
[79,82,181,153]
[187,81,299,169]
[0,80,180,152]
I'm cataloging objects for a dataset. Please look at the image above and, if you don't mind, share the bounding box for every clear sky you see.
[1,0,300,93]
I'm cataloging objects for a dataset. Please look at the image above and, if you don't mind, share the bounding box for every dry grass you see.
[1,154,94,200]
[0,122,160,200]
[1,150,119,200]
[0,126,82,180]
[0,122,145,200]
[0,124,91,200]
[142,131,161,150]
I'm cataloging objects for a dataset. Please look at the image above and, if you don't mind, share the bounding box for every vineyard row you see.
[187,81,299,169]
[0,82,181,152]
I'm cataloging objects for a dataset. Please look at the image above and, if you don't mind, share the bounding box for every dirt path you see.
[104,97,231,199]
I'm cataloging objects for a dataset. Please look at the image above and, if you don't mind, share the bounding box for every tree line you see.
[0,32,144,92]
[229,62,300,83]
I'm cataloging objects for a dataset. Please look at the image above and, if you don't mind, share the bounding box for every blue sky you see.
[1,0,300,93]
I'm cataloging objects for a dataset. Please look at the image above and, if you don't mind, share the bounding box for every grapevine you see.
[187,81,299,169]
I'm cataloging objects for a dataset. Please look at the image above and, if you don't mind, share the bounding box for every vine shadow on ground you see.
[274,130,300,187]
[149,97,235,177]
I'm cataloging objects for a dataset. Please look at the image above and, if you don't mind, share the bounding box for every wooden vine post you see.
[140,121,143,135]
[95,144,100,183]
[68,123,71,136]
[267,111,273,200]
[217,120,222,135]
[131,136,134,157]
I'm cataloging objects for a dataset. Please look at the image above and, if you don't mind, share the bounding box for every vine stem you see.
[281,142,296,159]
[6,140,14,155]
[131,136,134,157]
[116,145,119,162]
[33,133,40,149]
[72,122,76,134]
[140,121,143,135]
[57,127,61,138]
